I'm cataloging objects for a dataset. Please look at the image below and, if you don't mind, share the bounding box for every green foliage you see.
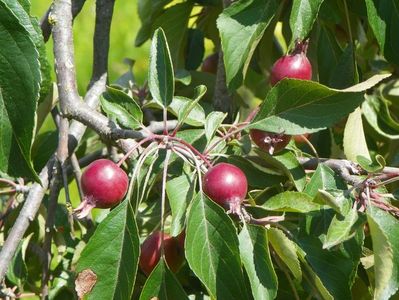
[3,0,399,299]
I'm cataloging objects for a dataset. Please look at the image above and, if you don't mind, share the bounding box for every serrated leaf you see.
[343,107,370,162]
[323,206,358,249]
[205,111,226,143]
[304,164,347,198]
[238,224,277,300]
[328,43,358,89]
[365,0,399,66]
[367,205,399,300]
[289,0,324,46]
[100,86,143,129]
[313,189,351,214]
[185,193,249,300]
[148,28,174,108]
[152,2,193,65]
[185,28,205,71]
[249,74,391,135]
[166,172,196,236]
[296,234,358,300]
[0,2,41,180]
[139,259,188,300]
[268,227,301,280]
[168,96,205,127]
[176,85,207,127]
[254,149,307,191]
[263,191,321,213]
[217,0,278,89]
[76,200,140,300]
[3,0,51,102]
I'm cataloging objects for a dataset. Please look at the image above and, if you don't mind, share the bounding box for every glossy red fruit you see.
[203,163,247,214]
[270,41,312,86]
[74,159,129,218]
[201,53,219,74]
[139,231,184,276]
[250,129,291,154]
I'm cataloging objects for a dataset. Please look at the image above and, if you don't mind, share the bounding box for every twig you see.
[41,163,62,300]
[0,0,116,282]
[70,153,84,200]
[40,0,86,42]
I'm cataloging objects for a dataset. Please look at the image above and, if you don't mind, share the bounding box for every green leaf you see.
[175,69,191,85]
[3,0,51,102]
[185,28,205,71]
[268,227,301,279]
[135,0,172,46]
[304,164,346,198]
[152,2,193,65]
[289,0,324,46]
[238,224,278,300]
[356,154,386,173]
[0,1,41,180]
[313,189,352,214]
[296,234,359,300]
[176,85,207,127]
[365,0,399,66]
[168,96,205,127]
[323,206,358,249]
[185,193,249,300]
[166,172,196,237]
[367,205,399,300]
[343,107,371,162]
[76,200,140,300]
[139,259,188,300]
[362,94,399,139]
[249,74,391,135]
[217,0,278,89]
[148,28,174,108]
[205,111,226,143]
[254,149,307,191]
[100,86,143,130]
[328,43,358,89]
[317,26,342,86]
[263,191,321,213]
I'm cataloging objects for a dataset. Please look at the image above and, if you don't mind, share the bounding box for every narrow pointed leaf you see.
[268,228,301,279]
[76,200,140,300]
[239,224,278,300]
[166,172,196,236]
[217,0,278,89]
[343,108,370,162]
[367,206,399,300]
[304,164,346,198]
[323,207,358,249]
[263,191,320,213]
[186,193,249,300]
[205,111,227,143]
[249,74,391,135]
[0,1,41,180]
[139,259,188,300]
[289,0,324,46]
[100,86,143,130]
[148,28,174,108]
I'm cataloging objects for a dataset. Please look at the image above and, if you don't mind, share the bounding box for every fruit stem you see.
[204,123,248,156]
[117,135,155,167]
[0,178,18,189]
[160,149,172,259]
[168,136,213,168]
[291,39,309,55]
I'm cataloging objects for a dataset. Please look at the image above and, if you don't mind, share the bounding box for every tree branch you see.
[40,0,86,43]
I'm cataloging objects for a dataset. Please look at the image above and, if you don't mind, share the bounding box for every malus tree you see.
[0,0,399,299]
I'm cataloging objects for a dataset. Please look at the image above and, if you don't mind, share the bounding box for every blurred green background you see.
[31,0,150,93]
